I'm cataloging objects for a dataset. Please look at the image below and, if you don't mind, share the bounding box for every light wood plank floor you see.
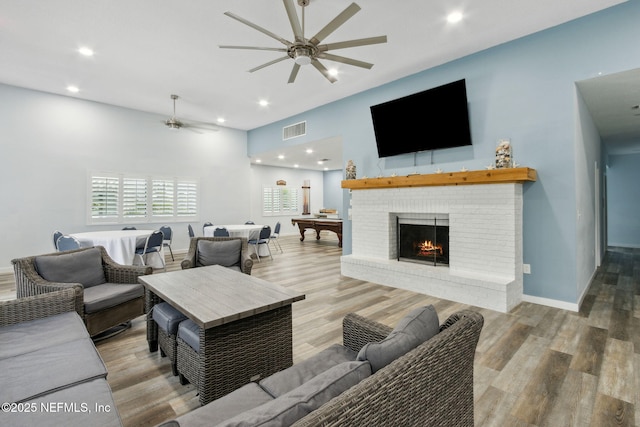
[1,235,638,426]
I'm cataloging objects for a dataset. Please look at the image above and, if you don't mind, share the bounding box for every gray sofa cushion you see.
[83,283,144,314]
[0,337,108,403]
[14,378,123,427]
[174,383,273,427]
[196,240,242,268]
[218,361,372,427]
[259,343,357,398]
[357,305,439,373]
[34,248,106,288]
[0,311,88,360]
[177,319,200,353]
[152,302,187,335]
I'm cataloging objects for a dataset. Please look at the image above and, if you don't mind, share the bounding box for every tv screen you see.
[370,79,472,158]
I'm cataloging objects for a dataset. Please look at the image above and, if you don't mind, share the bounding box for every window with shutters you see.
[263,186,299,216]
[89,173,198,224]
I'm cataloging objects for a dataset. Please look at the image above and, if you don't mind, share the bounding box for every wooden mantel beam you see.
[341,167,537,190]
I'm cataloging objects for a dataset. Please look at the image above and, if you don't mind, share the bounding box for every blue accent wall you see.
[607,152,640,247]
[248,1,640,304]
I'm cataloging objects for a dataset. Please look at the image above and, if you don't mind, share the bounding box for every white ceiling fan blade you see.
[317,53,373,69]
[311,59,337,84]
[219,45,288,52]
[288,63,301,84]
[319,35,387,52]
[283,0,304,43]
[249,55,290,73]
[224,11,293,47]
[309,3,360,46]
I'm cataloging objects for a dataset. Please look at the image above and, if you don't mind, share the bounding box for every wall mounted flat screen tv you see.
[370,79,472,158]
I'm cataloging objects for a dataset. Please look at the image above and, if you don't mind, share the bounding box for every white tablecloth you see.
[203,225,269,256]
[203,225,263,240]
[70,229,164,267]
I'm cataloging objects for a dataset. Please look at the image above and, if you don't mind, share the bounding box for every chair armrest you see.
[0,288,77,327]
[241,252,253,275]
[181,252,197,270]
[98,246,152,282]
[342,313,393,353]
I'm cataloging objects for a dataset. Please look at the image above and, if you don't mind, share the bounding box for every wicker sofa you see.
[12,246,151,337]
[159,307,484,427]
[0,289,123,426]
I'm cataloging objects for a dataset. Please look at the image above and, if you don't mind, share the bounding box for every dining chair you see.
[122,226,137,230]
[188,224,195,238]
[159,226,174,261]
[269,221,283,253]
[248,225,272,262]
[52,230,63,250]
[135,230,165,270]
[203,222,213,234]
[213,227,230,237]
[56,235,82,251]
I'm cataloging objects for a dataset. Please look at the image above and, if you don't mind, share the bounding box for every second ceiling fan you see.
[220,0,387,83]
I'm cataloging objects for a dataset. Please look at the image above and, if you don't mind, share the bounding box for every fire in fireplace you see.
[397,217,449,266]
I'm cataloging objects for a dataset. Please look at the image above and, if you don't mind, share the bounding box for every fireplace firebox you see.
[397,217,449,266]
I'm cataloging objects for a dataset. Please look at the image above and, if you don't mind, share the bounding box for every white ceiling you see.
[0,0,632,168]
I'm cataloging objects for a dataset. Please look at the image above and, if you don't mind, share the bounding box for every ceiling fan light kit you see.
[220,0,387,83]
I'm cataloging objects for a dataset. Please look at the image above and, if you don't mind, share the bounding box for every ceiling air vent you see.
[283,121,306,140]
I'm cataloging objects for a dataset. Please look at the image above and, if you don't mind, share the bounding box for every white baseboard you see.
[521,294,580,312]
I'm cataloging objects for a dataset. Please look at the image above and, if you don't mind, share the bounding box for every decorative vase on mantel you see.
[345,160,356,180]
[495,139,513,169]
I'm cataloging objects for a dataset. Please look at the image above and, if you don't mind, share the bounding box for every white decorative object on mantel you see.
[435,168,443,174]
[495,139,513,169]
[486,164,495,170]
[460,167,468,172]
[345,160,356,180]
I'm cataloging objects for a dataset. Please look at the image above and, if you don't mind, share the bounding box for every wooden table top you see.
[139,265,305,329]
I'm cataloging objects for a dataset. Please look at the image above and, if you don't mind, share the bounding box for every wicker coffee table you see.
[139,265,305,405]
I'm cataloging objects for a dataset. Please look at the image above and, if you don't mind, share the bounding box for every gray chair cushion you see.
[152,302,187,335]
[218,361,372,427]
[34,248,106,288]
[177,319,200,353]
[0,337,107,403]
[196,240,242,268]
[175,383,273,427]
[83,283,144,314]
[19,378,123,427]
[357,305,439,373]
[0,311,88,360]
[259,343,357,398]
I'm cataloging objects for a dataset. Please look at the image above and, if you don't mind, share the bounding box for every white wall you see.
[0,83,251,271]
[249,164,324,236]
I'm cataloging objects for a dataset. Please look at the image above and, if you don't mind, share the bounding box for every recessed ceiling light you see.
[259,99,269,107]
[447,11,463,23]
[255,159,262,163]
[306,149,313,154]
[217,117,226,123]
[317,160,324,165]
[278,154,285,160]
[324,167,329,171]
[328,68,338,77]
[294,164,299,168]
[66,85,80,93]
[78,47,94,56]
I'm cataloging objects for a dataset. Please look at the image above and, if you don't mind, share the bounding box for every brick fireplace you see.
[341,168,536,313]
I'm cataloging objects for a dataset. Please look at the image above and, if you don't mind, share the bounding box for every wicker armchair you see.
[180,237,253,274]
[290,310,484,427]
[12,246,152,337]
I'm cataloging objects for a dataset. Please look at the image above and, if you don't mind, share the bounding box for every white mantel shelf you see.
[341,167,537,190]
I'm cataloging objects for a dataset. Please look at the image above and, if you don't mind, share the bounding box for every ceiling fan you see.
[164,94,219,132]
[220,0,387,83]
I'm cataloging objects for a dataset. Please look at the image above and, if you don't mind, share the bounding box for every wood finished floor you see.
[1,235,638,426]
